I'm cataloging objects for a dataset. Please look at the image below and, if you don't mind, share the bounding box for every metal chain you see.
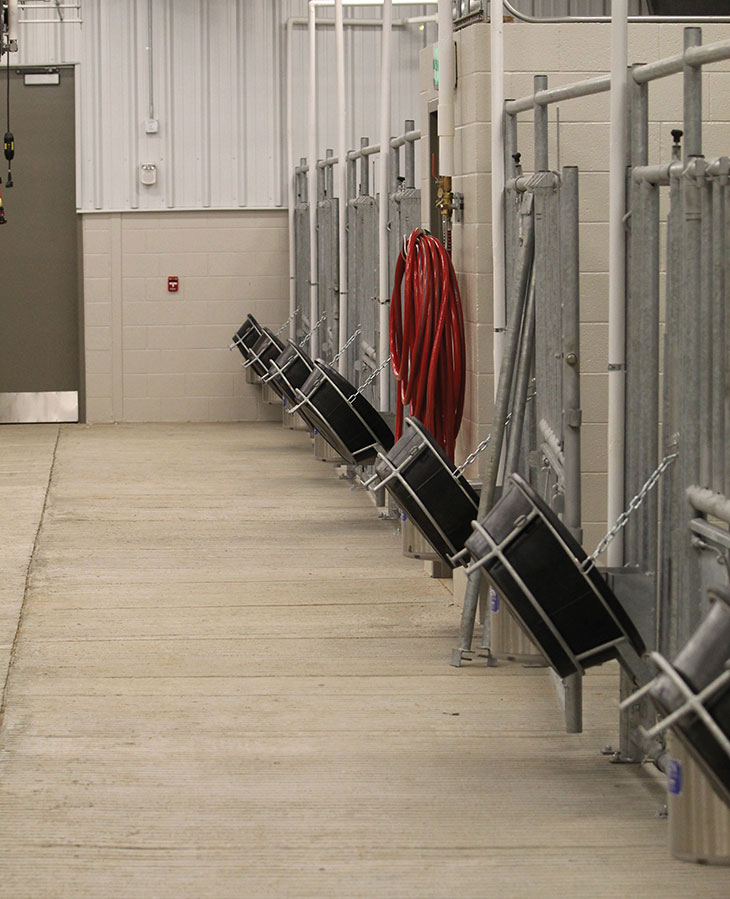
[298,311,328,348]
[347,356,390,403]
[456,434,492,473]
[330,327,361,365]
[275,306,300,337]
[586,452,679,565]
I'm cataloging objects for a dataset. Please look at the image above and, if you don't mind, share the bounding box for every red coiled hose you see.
[389,228,466,461]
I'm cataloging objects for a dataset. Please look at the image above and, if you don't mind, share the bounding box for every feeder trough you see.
[371,417,478,567]
[292,361,394,465]
[231,314,264,362]
[463,473,645,678]
[648,585,730,810]
[246,328,287,379]
[265,342,315,405]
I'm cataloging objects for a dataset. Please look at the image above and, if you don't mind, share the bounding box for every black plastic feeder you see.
[291,361,394,465]
[647,586,730,809]
[265,341,315,405]
[463,473,645,678]
[371,417,479,567]
[246,328,287,379]
[231,314,264,362]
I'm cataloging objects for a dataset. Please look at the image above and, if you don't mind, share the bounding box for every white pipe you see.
[312,1,436,6]
[490,0,505,395]
[286,19,297,341]
[437,0,454,177]
[607,0,628,566]
[308,2,320,358]
[378,0,393,410]
[8,0,19,49]
[335,0,348,374]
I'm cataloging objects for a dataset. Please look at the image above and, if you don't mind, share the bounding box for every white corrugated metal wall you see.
[13,0,432,211]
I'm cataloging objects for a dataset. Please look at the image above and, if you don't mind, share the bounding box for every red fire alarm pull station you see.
[168,276,179,293]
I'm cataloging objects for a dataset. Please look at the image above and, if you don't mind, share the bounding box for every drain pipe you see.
[490,0,506,393]
[607,0,628,567]
[335,0,348,374]
[377,0,393,410]
[308,1,320,358]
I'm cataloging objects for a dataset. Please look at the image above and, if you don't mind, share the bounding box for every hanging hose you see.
[389,228,466,461]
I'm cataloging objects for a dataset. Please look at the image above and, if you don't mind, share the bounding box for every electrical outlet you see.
[145,118,159,134]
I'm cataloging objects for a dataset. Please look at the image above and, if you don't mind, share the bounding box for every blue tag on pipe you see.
[489,588,499,613]
[666,759,682,795]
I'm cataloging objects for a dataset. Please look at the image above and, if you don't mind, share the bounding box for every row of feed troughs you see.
[231,309,730,846]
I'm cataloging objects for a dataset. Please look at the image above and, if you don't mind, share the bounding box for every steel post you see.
[533,75,548,172]
[711,177,727,493]
[404,119,416,189]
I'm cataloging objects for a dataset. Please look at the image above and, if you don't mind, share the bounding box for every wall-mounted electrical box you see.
[140,164,157,186]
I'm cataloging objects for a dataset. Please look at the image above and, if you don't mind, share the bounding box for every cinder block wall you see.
[421,21,730,549]
[82,211,289,423]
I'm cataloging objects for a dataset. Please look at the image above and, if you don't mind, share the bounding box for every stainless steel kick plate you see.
[0,391,79,423]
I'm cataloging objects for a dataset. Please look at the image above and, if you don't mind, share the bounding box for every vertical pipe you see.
[437,0,454,178]
[7,0,18,48]
[504,275,535,479]
[699,177,713,487]
[659,168,682,657]
[378,0,393,411]
[360,138,369,196]
[641,178,660,568]
[491,0,506,398]
[308,2,320,358]
[607,0,628,568]
[683,28,703,160]
[335,0,349,373]
[561,165,583,734]
[404,119,416,188]
[625,67,649,566]
[533,76,548,172]
[711,178,726,492]
[561,166,582,542]
[287,21,297,340]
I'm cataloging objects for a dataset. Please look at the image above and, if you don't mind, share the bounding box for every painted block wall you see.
[82,211,289,423]
[421,21,730,550]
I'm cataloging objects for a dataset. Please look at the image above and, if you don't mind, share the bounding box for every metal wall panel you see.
[14,0,428,211]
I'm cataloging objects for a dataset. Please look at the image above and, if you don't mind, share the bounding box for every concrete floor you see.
[0,421,728,898]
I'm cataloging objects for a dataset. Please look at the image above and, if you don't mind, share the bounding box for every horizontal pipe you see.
[506,75,610,114]
[503,0,730,24]
[390,128,421,148]
[686,485,730,523]
[507,39,730,116]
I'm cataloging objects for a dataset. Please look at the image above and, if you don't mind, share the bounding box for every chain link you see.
[275,306,300,337]
[347,356,391,403]
[456,434,492,474]
[298,311,328,348]
[330,327,362,365]
[586,452,679,565]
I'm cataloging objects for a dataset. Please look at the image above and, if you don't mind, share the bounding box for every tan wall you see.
[421,21,730,549]
[81,211,289,423]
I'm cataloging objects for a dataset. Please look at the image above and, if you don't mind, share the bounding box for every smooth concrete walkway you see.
[0,422,727,898]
